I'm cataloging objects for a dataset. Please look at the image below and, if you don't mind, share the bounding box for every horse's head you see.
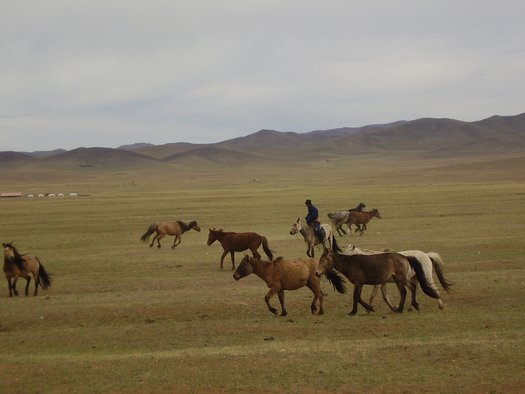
[3,241,16,259]
[233,254,254,281]
[207,228,217,245]
[190,221,201,232]
[289,218,302,235]
[315,249,334,277]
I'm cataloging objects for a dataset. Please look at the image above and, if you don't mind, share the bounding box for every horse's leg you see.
[394,279,407,313]
[171,235,179,249]
[356,284,375,313]
[265,288,278,315]
[308,282,323,315]
[149,232,159,248]
[407,278,419,312]
[24,276,31,296]
[219,250,229,270]
[277,290,287,317]
[379,285,398,313]
[350,285,360,315]
[155,233,165,249]
[12,277,19,296]
[251,248,261,260]
[369,285,379,306]
[6,277,13,297]
[230,252,235,270]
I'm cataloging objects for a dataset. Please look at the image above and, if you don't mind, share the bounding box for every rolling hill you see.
[1,113,524,169]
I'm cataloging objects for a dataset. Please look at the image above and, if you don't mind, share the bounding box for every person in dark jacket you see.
[305,199,324,242]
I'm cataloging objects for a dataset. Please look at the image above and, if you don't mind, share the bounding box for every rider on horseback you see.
[305,199,325,242]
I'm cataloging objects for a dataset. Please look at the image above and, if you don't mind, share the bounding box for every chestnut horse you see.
[140,220,201,249]
[207,228,274,270]
[233,255,346,316]
[315,249,439,315]
[3,242,52,297]
[327,202,367,236]
[345,208,381,235]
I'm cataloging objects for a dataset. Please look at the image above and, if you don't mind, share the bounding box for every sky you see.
[1,1,524,152]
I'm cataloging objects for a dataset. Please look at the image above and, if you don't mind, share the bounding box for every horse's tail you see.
[36,257,52,290]
[331,236,342,253]
[406,256,440,299]
[140,223,157,242]
[261,236,274,261]
[428,252,453,292]
[325,269,346,294]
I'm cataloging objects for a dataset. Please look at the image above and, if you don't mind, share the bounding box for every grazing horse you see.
[207,228,274,270]
[3,242,52,297]
[345,208,381,235]
[140,220,201,249]
[327,202,367,236]
[315,249,440,315]
[344,243,453,310]
[233,255,346,316]
[289,219,338,258]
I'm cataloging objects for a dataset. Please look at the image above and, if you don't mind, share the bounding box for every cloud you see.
[1,0,524,151]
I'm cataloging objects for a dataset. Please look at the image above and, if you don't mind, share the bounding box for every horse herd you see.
[3,206,453,318]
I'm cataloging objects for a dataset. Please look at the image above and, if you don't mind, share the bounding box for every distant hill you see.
[43,147,162,168]
[2,113,524,169]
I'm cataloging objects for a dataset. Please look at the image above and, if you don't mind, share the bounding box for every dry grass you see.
[1,154,524,393]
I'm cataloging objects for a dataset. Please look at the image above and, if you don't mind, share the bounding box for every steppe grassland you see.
[1,156,524,393]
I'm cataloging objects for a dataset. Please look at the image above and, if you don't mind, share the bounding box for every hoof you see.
[270,308,278,315]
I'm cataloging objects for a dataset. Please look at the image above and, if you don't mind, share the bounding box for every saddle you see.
[315,227,326,243]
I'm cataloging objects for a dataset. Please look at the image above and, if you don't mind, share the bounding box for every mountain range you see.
[1,113,524,169]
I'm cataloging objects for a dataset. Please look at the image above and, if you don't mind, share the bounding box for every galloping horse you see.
[327,202,367,236]
[315,249,439,315]
[3,242,52,297]
[345,208,381,235]
[289,219,338,258]
[233,255,345,316]
[344,243,452,310]
[207,228,274,270]
[140,220,201,249]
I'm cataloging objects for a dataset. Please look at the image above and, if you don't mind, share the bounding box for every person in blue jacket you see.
[305,199,324,242]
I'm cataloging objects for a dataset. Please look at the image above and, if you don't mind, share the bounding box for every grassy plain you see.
[1,154,524,393]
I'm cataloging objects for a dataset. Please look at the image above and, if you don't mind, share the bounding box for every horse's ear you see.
[296,218,300,223]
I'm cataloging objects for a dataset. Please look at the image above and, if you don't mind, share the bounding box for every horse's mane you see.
[3,243,26,270]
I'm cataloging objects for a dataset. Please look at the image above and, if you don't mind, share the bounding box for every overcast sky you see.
[1,1,524,151]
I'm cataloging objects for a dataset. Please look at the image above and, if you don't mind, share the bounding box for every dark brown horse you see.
[207,228,274,270]
[3,242,52,297]
[140,220,201,249]
[315,249,439,315]
[233,255,345,316]
[345,208,381,235]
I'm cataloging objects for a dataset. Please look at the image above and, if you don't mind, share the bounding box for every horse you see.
[207,228,274,270]
[233,255,346,316]
[344,243,452,310]
[315,249,440,315]
[289,218,338,258]
[140,220,201,249]
[327,202,367,236]
[3,242,52,297]
[345,208,381,235]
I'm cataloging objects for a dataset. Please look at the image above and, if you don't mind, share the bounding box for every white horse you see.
[344,244,452,310]
[289,219,337,258]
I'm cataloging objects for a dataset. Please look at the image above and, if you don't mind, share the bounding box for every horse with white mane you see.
[344,243,452,310]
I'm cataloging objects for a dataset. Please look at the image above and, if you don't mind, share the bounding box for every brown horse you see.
[345,208,381,235]
[315,249,439,315]
[233,255,346,316]
[3,242,52,297]
[140,220,201,249]
[207,228,274,270]
[327,202,367,236]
